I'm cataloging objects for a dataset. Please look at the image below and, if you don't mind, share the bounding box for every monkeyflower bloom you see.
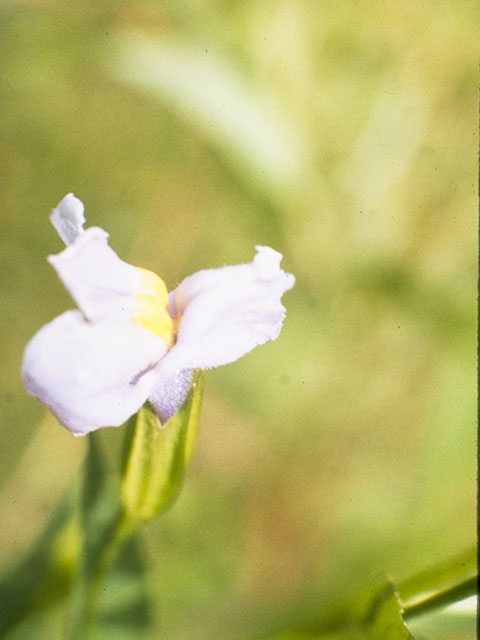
[22,194,295,436]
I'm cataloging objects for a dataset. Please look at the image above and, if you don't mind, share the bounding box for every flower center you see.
[134,268,174,346]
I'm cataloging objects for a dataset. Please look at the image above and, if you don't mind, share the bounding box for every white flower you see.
[22,194,295,436]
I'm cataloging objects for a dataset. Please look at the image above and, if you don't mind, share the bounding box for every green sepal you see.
[121,370,204,522]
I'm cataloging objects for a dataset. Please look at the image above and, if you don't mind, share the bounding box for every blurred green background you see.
[0,1,476,638]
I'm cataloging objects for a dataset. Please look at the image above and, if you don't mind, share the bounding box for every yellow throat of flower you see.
[134,267,174,346]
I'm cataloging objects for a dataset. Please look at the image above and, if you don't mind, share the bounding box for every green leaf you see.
[265,554,478,640]
[398,550,477,640]
[261,581,413,640]
[68,372,204,637]
[121,370,204,522]
[354,578,414,640]
[95,535,153,640]
[110,32,309,198]
[405,594,476,640]
[0,374,204,638]
[403,576,477,620]
[0,494,79,635]
[399,547,476,606]
[268,631,360,640]
[68,432,130,639]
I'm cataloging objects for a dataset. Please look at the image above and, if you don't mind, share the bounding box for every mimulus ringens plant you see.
[22,194,295,436]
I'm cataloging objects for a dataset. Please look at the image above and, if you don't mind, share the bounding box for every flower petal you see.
[148,369,193,424]
[48,227,143,323]
[22,311,168,436]
[154,245,295,377]
[50,193,86,245]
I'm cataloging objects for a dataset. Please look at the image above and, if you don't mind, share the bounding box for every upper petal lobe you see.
[151,246,294,389]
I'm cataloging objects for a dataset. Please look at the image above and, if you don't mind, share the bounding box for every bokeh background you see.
[0,1,476,639]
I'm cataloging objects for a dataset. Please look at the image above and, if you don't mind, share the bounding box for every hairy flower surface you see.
[22,194,295,436]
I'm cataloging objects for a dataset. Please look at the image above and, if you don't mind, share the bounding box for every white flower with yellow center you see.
[22,194,295,436]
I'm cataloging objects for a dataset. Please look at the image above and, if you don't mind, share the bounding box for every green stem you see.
[403,576,477,620]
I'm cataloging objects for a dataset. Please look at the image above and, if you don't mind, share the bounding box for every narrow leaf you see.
[0,494,78,635]
[95,535,152,640]
[121,371,204,522]
[398,547,476,606]
[406,594,476,640]
[110,32,309,195]
[69,432,129,639]
[355,578,414,640]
